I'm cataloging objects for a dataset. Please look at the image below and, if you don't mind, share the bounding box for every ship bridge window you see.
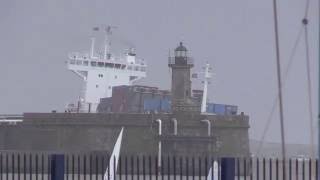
[121,65,126,69]
[76,60,82,65]
[127,66,133,70]
[83,61,88,66]
[98,62,104,67]
[98,74,103,78]
[115,64,121,69]
[105,63,114,68]
[91,61,97,66]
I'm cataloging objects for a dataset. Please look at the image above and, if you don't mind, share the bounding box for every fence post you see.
[51,154,65,180]
[221,158,235,180]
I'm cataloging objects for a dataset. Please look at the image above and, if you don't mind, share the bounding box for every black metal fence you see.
[0,153,318,180]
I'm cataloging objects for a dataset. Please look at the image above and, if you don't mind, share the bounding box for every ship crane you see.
[200,63,213,113]
[192,62,213,114]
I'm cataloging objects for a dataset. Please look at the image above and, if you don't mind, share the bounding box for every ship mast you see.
[318,0,320,177]
[272,0,287,176]
[201,63,212,113]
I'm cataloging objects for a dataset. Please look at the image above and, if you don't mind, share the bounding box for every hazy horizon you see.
[0,0,318,145]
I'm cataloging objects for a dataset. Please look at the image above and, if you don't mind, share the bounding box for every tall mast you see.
[272,0,286,177]
[318,0,320,178]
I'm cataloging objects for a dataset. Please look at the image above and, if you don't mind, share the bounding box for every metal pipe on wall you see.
[171,118,178,135]
[155,119,162,169]
[201,120,211,136]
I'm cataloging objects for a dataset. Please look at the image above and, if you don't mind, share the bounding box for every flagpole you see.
[318,0,320,179]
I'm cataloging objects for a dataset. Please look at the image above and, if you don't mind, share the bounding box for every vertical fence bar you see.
[186,157,189,180]
[66,155,69,180]
[77,155,80,180]
[95,155,98,180]
[48,155,51,180]
[199,157,201,180]
[289,159,292,180]
[104,155,107,180]
[303,160,305,180]
[155,157,158,180]
[120,156,122,180]
[211,158,213,180]
[316,160,318,180]
[36,154,39,180]
[125,156,128,180]
[137,156,140,180]
[237,158,240,180]
[17,154,20,180]
[192,157,195,180]
[0,154,2,180]
[143,156,146,180]
[84,155,87,180]
[89,155,92,180]
[276,159,278,180]
[23,154,26,180]
[137,157,140,180]
[204,157,207,180]
[149,156,152,180]
[5,154,8,180]
[309,159,311,180]
[250,158,253,180]
[296,159,299,180]
[148,156,152,180]
[36,154,40,180]
[244,158,247,180]
[263,158,266,180]
[42,154,45,180]
[161,157,164,180]
[186,156,189,180]
[174,156,176,180]
[11,154,14,180]
[257,158,260,180]
[282,158,287,179]
[114,156,116,180]
[269,158,272,180]
[168,156,170,180]
[30,154,32,180]
[131,156,134,180]
[218,158,221,180]
[180,157,183,180]
[72,155,75,180]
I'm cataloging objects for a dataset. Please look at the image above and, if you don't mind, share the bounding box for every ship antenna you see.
[104,25,117,60]
[90,37,96,59]
[91,27,99,59]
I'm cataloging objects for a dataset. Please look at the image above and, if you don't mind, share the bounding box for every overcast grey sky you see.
[0,0,318,145]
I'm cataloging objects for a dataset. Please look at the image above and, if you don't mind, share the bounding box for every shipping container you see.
[206,103,238,115]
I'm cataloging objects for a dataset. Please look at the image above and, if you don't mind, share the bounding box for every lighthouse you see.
[168,42,200,113]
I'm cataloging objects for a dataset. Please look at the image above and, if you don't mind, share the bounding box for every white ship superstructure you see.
[66,27,147,112]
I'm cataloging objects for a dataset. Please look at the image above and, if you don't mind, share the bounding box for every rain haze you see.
[0,0,318,146]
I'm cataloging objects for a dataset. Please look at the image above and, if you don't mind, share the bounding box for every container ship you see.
[0,27,250,158]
